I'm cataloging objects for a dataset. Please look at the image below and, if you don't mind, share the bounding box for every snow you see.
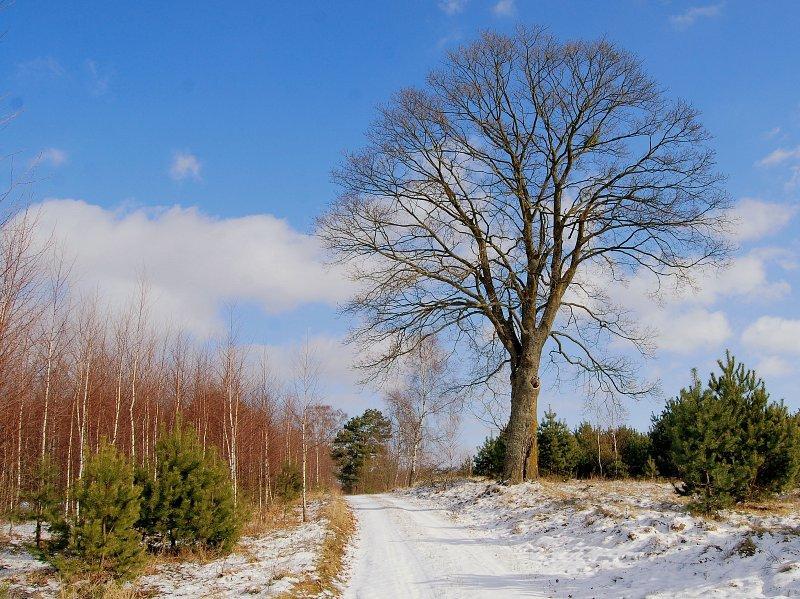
[138,510,328,597]
[344,479,800,598]
[1,503,330,598]
[0,522,59,596]
[345,493,534,598]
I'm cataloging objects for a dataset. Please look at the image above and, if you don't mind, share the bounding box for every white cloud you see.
[756,145,800,189]
[492,0,515,16]
[169,151,202,181]
[438,0,466,15]
[787,166,800,191]
[437,32,463,49]
[757,145,800,167]
[707,253,791,301]
[29,199,352,336]
[742,316,800,355]
[669,3,723,29]
[246,334,380,412]
[765,127,782,139]
[30,147,68,169]
[655,309,732,354]
[756,355,793,378]
[621,250,791,312]
[728,198,796,242]
[596,246,792,356]
[15,57,64,81]
[251,334,360,390]
[85,59,111,96]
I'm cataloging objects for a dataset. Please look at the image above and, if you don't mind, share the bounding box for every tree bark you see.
[301,414,307,522]
[503,348,542,483]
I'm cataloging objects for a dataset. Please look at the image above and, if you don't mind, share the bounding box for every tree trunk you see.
[40,342,54,458]
[301,415,307,523]
[264,426,272,503]
[503,349,542,483]
[14,394,23,511]
[596,429,603,477]
[407,431,420,487]
[130,355,138,460]
[112,355,123,446]
[315,443,320,489]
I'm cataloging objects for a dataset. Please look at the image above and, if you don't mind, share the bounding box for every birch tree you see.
[385,336,460,485]
[291,339,323,522]
[219,318,246,508]
[307,404,346,489]
[38,250,71,457]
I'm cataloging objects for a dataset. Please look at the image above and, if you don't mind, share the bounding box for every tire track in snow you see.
[344,493,540,598]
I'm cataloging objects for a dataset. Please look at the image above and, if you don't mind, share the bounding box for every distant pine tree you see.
[537,409,578,477]
[473,435,506,479]
[331,409,392,493]
[138,423,240,553]
[617,427,651,477]
[49,440,145,582]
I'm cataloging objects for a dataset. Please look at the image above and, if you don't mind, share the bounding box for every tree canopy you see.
[319,27,729,481]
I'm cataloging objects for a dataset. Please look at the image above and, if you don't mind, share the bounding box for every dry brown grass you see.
[57,580,138,599]
[139,544,220,576]
[532,478,800,529]
[243,501,302,537]
[735,491,800,517]
[277,493,356,598]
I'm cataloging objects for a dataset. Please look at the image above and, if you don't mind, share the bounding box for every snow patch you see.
[0,523,59,596]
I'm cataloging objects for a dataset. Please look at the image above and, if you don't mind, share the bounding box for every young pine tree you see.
[643,456,659,480]
[49,440,145,582]
[22,455,62,549]
[537,409,578,477]
[139,424,240,553]
[659,353,800,512]
[274,462,303,502]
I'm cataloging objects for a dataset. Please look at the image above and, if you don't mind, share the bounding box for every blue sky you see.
[3,1,800,443]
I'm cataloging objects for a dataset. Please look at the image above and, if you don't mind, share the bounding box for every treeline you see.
[474,352,800,513]
[329,408,462,495]
[328,339,465,494]
[473,414,654,481]
[0,215,342,518]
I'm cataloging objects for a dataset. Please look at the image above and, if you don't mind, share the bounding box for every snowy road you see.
[344,493,538,598]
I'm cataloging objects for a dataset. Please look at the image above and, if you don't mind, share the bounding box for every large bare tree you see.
[318,28,729,482]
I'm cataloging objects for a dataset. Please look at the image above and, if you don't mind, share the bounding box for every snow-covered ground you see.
[137,508,327,597]
[344,479,800,598]
[0,503,330,597]
[0,522,59,596]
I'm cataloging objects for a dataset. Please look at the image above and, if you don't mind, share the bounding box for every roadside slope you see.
[398,479,800,598]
